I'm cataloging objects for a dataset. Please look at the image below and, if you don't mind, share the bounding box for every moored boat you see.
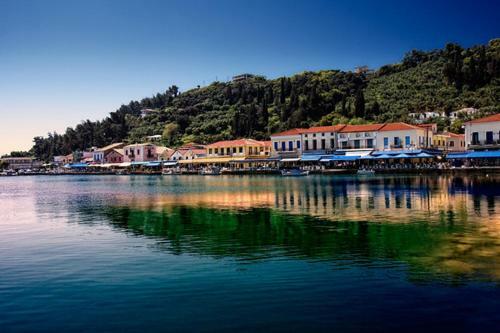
[357,169,375,175]
[281,169,309,177]
[199,167,221,175]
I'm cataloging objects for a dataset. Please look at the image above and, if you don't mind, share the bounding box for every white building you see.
[449,107,479,121]
[123,143,158,162]
[92,143,125,164]
[337,124,384,150]
[270,128,304,158]
[375,123,431,151]
[408,111,444,124]
[464,113,500,150]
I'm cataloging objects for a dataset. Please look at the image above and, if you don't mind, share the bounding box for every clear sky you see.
[0,0,499,155]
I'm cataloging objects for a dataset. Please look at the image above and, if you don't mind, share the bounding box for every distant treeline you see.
[29,39,500,161]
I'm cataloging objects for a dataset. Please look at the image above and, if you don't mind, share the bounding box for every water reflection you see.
[51,174,500,283]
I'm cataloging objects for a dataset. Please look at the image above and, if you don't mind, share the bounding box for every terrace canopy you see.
[280,158,301,162]
[162,161,178,166]
[131,161,148,166]
[64,163,88,168]
[320,155,360,162]
[446,151,500,159]
[144,162,161,167]
[300,154,324,162]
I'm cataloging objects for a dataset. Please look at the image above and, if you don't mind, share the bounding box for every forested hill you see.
[32,39,500,161]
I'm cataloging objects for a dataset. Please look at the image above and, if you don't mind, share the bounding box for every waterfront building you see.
[464,113,500,150]
[433,132,466,152]
[123,143,158,162]
[206,139,270,158]
[104,149,125,163]
[270,128,305,158]
[337,124,385,151]
[92,143,125,164]
[301,125,346,153]
[1,157,41,170]
[375,122,432,151]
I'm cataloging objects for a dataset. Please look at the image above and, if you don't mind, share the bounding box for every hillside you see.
[31,39,500,161]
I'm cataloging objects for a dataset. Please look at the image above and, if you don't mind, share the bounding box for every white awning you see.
[280,158,300,162]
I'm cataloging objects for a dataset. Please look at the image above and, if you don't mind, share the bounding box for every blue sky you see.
[0,0,499,154]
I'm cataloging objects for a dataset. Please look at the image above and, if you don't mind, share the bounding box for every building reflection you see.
[35,174,500,282]
[115,175,499,224]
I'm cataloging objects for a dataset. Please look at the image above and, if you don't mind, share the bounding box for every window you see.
[274,142,278,151]
[394,137,401,147]
[449,141,454,147]
[472,132,479,145]
[137,149,140,155]
[305,141,309,150]
[249,147,253,155]
[330,138,334,148]
[239,147,243,153]
[366,139,373,148]
[296,140,301,149]
[313,134,316,137]
[405,136,410,147]
[321,139,326,150]
[209,148,212,154]
[354,140,360,149]
[486,131,493,144]
[233,147,236,153]
[383,137,389,149]
[281,142,286,151]
[215,148,218,154]
[321,133,325,136]
[288,141,293,151]
[312,140,317,150]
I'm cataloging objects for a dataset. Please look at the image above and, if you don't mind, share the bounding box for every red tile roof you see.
[339,124,385,133]
[466,113,500,124]
[443,132,465,138]
[379,122,423,131]
[206,139,268,148]
[271,128,305,137]
[301,125,346,133]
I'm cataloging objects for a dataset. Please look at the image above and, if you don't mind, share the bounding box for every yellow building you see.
[433,132,466,152]
[183,139,271,165]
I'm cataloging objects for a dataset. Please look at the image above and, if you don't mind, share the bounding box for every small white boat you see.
[162,169,181,175]
[357,169,375,175]
[200,167,221,175]
[281,169,309,177]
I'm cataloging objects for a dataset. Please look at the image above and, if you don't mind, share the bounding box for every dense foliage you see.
[30,39,500,161]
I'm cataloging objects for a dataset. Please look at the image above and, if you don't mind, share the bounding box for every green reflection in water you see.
[97,205,500,283]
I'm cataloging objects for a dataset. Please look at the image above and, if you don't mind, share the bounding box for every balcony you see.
[469,139,500,149]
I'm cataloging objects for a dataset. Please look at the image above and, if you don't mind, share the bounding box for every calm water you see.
[0,174,499,332]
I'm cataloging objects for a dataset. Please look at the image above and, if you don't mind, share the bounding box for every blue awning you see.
[395,153,412,158]
[360,155,375,160]
[144,162,161,167]
[446,153,470,159]
[416,152,434,158]
[468,151,500,158]
[131,161,148,166]
[65,163,88,168]
[372,149,423,156]
[320,155,360,162]
[300,154,324,161]
[374,154,393,159]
